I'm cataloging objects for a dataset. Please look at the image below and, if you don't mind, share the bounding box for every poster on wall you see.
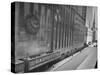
[11,1,98,73]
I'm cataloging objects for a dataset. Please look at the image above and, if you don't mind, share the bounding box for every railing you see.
[13,44,86,73]
[14,51,61,73]
[29,51,60,70]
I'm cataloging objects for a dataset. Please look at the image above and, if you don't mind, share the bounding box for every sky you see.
[85,6,98,28]
[86,6,98,41]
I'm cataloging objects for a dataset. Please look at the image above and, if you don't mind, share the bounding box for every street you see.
[48,46,97,71]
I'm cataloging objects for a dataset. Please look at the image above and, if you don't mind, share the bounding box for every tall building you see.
[92,13,96,42]
[85,7,97,44]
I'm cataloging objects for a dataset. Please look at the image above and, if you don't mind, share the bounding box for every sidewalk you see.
[49,46,97,71]
[76,47,97,69]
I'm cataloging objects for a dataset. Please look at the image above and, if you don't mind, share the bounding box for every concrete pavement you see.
[48,46,97,71]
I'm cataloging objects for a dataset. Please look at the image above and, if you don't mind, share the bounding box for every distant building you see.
[85,7,97,44]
